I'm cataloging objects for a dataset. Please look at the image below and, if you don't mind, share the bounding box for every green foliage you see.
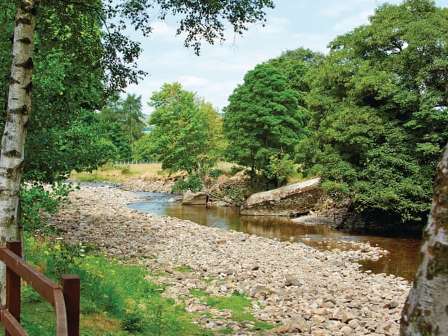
[267,48,323,103]
[266,154,297,187]
[20,184,71,234]
[190,289,273,331]
[209,168,224,179]
[99,94,146,161]
[172,175,204,193]
[132,133,156,162]
[0,1,117,182]
[229,166,244,176]
[223,63,307,186]
[298,0,448,224]
[143,83,223,176]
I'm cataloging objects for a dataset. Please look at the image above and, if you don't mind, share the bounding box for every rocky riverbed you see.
[52,186,410,335]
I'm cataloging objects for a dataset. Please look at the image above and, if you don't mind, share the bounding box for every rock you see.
[182,191,208,205]
[384,300,399,309]
[272,317,310,334]
[291,215,335,225]
[330,309,354,323]
[348,319,359,329]
[341,325,353,335]
[240,178,322,216]
[186,303,207,313]
[312,329,329,336]
[284,274,302,287]
[249,284,271,298]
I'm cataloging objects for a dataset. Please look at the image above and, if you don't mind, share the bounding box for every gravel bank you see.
[52,186,410,336]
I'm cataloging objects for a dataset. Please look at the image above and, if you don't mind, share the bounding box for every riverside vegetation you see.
[0,0,447,334]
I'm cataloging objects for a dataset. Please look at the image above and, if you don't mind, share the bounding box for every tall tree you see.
[144,83,222,175]
[223,63,306,185]
[99,93,145,160]
[400,144,448,335]
[0,0,37,301]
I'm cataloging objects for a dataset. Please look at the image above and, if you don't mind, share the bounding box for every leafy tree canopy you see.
[298,0,448,224]
[99,93,146,161]
[143,83,223,175]
[0,1,116,182]
[223,62,307,185]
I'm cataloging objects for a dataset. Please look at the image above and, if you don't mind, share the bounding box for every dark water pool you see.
[129,192,421,281]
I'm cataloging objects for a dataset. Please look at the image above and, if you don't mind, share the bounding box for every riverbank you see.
[52,185,410,335]
[71,163,176,192]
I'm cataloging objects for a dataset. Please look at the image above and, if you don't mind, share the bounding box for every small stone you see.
[341,325,353,335]
[348,319,359,329]
[385,300,399,309]
[285,274,302,287]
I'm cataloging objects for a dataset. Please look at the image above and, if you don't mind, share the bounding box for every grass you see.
[22,297,128,336]
[71,161,243,184]
[175,265,194,273]
[71,163,168,183]
[21,235,210,336]
[189,289,273,332]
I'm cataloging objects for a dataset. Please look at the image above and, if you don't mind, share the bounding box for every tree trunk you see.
[0,0,36,303]
[401,144,448,335]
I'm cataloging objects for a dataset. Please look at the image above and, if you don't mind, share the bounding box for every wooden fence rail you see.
[0,241,80,336]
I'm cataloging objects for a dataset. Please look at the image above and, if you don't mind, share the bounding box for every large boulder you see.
[240,178,322,216]
[182,191,208,205]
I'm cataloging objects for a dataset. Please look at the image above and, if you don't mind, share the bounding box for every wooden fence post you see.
[5,241,22,336]
[61,275,80,336]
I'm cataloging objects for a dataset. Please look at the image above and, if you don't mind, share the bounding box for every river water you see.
[128,192,421,281]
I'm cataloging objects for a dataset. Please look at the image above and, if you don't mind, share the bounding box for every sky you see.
[125,0,448,115]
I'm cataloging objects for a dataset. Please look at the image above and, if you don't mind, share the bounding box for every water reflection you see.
[128,192,421,281]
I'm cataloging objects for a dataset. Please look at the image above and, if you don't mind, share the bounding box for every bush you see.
[20,183,72,234]
[229,166,244,176]
[120,165,131,175]
[171,175,203,193]
[208,168,224,179]
[266,154,297,186]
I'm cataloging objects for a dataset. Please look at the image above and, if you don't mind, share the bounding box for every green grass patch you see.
[205,293,254,323]
[190,289,209,298]
[189,289,273,331]
[175,265,194,273]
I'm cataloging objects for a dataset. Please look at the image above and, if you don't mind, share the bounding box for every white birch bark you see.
[401,144,448,335]
[0,0,36,303]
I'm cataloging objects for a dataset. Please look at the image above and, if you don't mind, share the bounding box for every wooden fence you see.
[0,241,80,336]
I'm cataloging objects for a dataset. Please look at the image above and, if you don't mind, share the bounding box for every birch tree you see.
[0,0,37,301]
[401,144,448,335]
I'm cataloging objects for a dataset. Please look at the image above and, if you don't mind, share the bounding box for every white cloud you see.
[291,32,334,54]
[151,21,177,38]
[178,75,209,87]
[333,10,373,33]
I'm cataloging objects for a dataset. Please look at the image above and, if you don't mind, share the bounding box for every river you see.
[128,192,421,281]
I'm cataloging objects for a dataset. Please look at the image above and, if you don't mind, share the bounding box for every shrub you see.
[171,175,203,193]
[209,168,224,179]
[266,154,297,186]
[20,183,71,234]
